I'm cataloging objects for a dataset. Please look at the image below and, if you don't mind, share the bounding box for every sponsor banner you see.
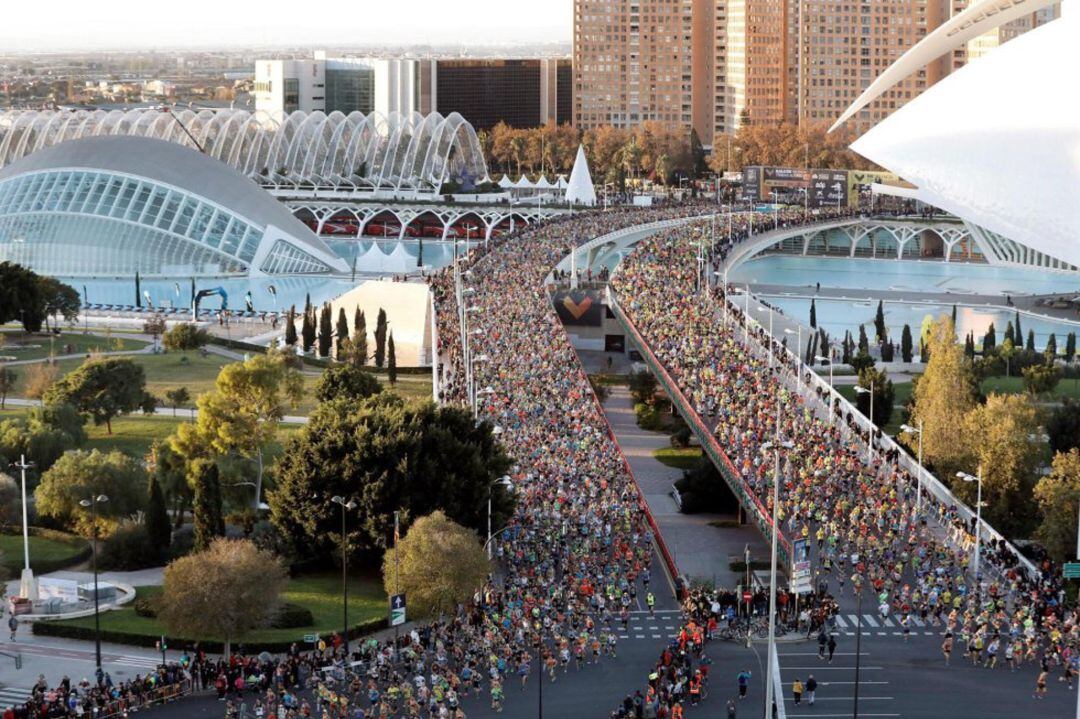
[553,289,604,327]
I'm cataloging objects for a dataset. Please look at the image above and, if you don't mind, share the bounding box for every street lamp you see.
[11,455,36,600]
[956,469,984,585]
[783,327,802,390]
[331,496,357,657]
[756,306,774,367]
[487,476,513,559]
[854,383,875,463]
[900,422,924,510]
[760,437,793,719]
[814,353,836,425]
[78,494,109,673]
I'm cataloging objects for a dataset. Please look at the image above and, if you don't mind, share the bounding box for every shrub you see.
[133,593,160,619]
[99,522,163,571]
[162,323,208,352]
[634,402,664,431]
[270,603,314,629]
[670,426,692,448]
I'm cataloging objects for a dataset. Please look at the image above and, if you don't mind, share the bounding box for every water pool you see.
[731,256,1080,296]
[760,295,1080,351]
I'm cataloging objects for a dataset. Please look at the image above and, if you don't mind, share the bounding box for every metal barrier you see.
[608,290,792,567]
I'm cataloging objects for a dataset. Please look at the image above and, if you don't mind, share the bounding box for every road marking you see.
[818,681,889,685]
[834,615,848,628]
[652,634,662,639]
[786,697,894,701]
[780,652,865,657]
[787,714,900,717]
[881,617,894,627]
[846,614,860,626]
[782,666,883,670]
[863,616,879,628]
[635,635,645,639]
[912,616,925,627]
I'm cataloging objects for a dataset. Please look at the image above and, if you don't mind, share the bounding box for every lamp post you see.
[854,382,875,464]
[900,421,924,510]
[78,493,109,673]
[756,306,774,367]
[956,468,984,586]
[11,455,36,600]
[783,326,802,390]
[760,434,794,719]
[814,353,835,424]
[331,496,357,657]
[487,476,513,559]
[744,285,751,344]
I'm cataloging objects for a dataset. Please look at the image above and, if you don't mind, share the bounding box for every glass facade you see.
[0,169,330,277]
[325,67,375,114]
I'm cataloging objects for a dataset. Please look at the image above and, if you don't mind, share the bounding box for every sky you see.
[0,0,574,52]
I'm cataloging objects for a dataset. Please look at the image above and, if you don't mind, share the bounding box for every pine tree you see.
[335,307,349,358]
[901,324,913,363]
[1026,329,1036,352]
[809,298,817,329]
[874,301,886,343]
[387,331,397,385]
[354,308,368,365]
[191,459,224,552]
[374,308,388,368]
[858,324,869,354]
[301,305,316,353]
[318,304,333,358]
[146,476,171,552]
[284,305,298,346]
[984,323,996,353]
[1066,332,1077,362]
[1046,333,1057,361]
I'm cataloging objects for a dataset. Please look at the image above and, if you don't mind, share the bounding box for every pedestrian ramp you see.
[0,686,31,709]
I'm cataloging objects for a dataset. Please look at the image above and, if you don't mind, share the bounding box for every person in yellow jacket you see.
[792,678,804,706]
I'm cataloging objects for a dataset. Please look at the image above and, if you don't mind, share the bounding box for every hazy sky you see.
[1,0,574,51]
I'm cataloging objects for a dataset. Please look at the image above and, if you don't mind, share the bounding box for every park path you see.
[600,386,766,589]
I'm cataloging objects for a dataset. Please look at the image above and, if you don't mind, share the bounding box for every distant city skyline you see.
[0,0,574,52]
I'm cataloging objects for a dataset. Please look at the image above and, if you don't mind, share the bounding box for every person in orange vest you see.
[672,700,685,719]
[689,672,703,706]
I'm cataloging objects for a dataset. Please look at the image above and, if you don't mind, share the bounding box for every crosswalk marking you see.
[863,615,879,628]
[834,615,848,628]
[881,617,894,627]
[846,614,860,626]
[0,687,32,708]
[912,616,925,627]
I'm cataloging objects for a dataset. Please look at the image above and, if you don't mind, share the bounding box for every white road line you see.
[780,652,865,657]
[818,681,889,685]
[782,666,883,670]
[881,617,894,627]
[787,714,900,718]
[834,615,848,628]
[912,616,925,627]
[651,634,662,639]
[634,635,645,639]
[846,614,860,626]
[786,697,894,702]
[863,615,879,628]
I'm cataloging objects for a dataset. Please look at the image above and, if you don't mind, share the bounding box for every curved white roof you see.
[851,13,1080,267]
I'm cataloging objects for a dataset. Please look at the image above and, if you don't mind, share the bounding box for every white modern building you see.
[255,52,377,116]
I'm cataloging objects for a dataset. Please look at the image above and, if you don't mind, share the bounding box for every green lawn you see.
[0,532,90,573]
[51,574,386,644]
[981,374,1080,400]
[653,446,703,471]
[0,331,148,362]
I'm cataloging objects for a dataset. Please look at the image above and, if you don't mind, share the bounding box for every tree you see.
[841,331,853,365]
[1066,332,1077,363]
[958,393,1044,537]
[848,350,874,375]
[387,332,397,386]
[301,306,316,353]
[880,340,895,363]
[373,308,388,368]
[172,352,302,510]
[0,365,14,409]
[0,403,85,473]
[857,325,869,355]
[284,305,298,347]
[142,315,167,345]
[23,362,58,401]
[1026,329,1036,352]
[381,511,489,618]
[149,440,190,529]
[44,357,154,434]
[190,458,224,551]
[628,370,658,405]
[270,395,513,563]
[900,325,913,363]
[314,364,382,403]
[318,304,333,359]
[162,323,209,353]
[34,449,146,535]
[964,333,976,362]
[39,275,83,331]
[983,323,996,353]
[165,387,191,417]
[1045,333,1058,362]
[353,308,369,366]
[1022,363,1062,397]
[855,366,894,428]
[157,538,287,658]
[1014,311,1023,345]
[0,262,42,330]
[1004,321,1015,346]
[1034,449,1080,561]
[146,475,171,553]
[907,317,978,476]
[873,301,886,343]
[1046,400,1080,456]
[999,338,1017,377]
[335,307,349,358]
[809,299,817,329]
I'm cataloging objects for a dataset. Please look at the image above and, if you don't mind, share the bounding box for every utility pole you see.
[13,455,36,600]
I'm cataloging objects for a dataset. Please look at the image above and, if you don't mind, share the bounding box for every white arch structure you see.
[286,203,548,242]
[0,109,488,197]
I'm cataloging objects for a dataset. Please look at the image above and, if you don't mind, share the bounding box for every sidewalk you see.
[600,386,767,589]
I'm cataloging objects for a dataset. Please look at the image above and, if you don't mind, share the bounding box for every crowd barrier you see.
[80,678,195,719]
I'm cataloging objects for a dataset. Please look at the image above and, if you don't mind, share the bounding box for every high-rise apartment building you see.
[965,2,1060,63]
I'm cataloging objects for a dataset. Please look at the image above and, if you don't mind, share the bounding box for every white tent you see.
[555,175,569,189]
[565,145,597,206]
[535,176,555,190]
[514,175,534,189]
[497,175,515,189]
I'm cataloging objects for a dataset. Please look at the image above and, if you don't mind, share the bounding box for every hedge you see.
[32,616,389,655]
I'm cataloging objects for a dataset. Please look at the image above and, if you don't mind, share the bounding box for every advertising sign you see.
[552,289,604,327]
[792,539,812,594]
[808,170,849,208]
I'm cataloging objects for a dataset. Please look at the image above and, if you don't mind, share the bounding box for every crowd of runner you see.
[610,217,1080,704]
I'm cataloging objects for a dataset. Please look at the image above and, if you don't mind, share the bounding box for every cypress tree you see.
[387,331,397,385]
[1014,311,1022,344]
[318,304,333,358]
[374,308,388,368]
[1046,333,1057,361]
[146,476,171,553]
[842,331,853,364]
[951,304,957,327]
[191,459,224,552]
[965,333,976,361]
[284,305,298,346]
[1026,329,1036,352]
[983,323,996,353]
[901,324,913,363]
[881,340,895,362]
[809,298,817,329]
[301,306,316,352]
[818,329,830,365]
[1004,321,1015,345]
[874,301,886,343]
[335,307,349,357]
[354,308,368,365]
[858,324,869,354]
[1066,332,1077,362]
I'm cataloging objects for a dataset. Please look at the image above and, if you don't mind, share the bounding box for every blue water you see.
[761,296,1080,350]
[731,256,1080,296]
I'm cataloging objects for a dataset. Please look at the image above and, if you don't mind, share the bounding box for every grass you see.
[0,532,90,573]
[0,331,148,362]
[653,446,703,471]
[51,574,386,644]
[981,374,1080,400]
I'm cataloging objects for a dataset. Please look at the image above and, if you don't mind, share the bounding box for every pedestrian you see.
[1034,669,1048,700]
[827,634,837,663]
[737,669,751,700]
[806,675,817,705]
[7,615,16,642]
[817,628,827,659]
[727,698,737,718]
[792,678,803,706]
